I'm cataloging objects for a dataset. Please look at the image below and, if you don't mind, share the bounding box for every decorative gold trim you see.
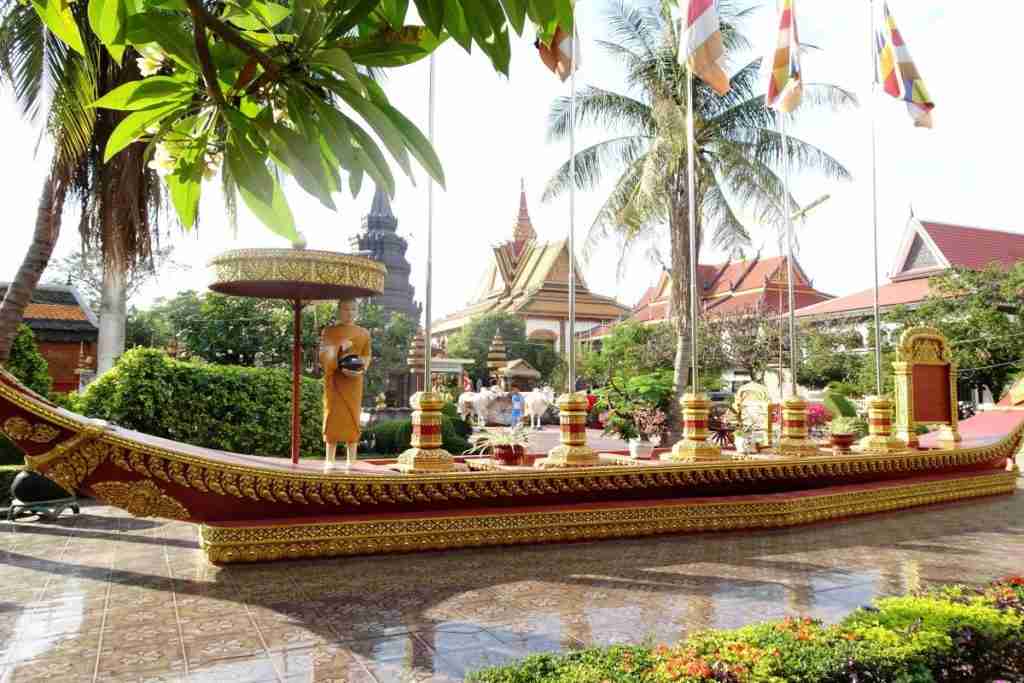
[2,416,59,443]
[894,326,960,446]
[92,480,191,521]
[200,470,1019,563]
[208,248,386,296]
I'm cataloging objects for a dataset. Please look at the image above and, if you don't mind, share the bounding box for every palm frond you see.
[542,136,649,203]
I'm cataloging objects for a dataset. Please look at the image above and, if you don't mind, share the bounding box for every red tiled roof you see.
[24,303,89,322]
[921,222,1024,271]
[795,278,932,318]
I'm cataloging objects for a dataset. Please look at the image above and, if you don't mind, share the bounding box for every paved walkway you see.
[1,484,1021,682]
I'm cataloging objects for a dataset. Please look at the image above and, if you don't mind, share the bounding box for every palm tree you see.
[0,1,162,368]
[544,1,855,436]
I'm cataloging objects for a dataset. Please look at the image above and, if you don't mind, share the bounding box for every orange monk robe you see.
[320,323,371,444]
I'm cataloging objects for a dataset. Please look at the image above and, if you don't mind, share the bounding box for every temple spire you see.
[513,179,537,244]
[364,185,398,232]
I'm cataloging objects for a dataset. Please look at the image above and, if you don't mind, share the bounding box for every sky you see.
[1,0,1022,322]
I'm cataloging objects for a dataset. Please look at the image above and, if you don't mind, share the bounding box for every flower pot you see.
[830,433,855,452]
[628,439,653,459]
[492,445,526,466]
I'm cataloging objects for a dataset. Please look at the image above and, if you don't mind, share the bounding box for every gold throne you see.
[893,326,960,448]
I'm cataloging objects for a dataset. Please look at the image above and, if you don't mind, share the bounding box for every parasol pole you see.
[424,53,436,393]
[868,0,883,395]
[567,15,578,394]
[291,300,302,464]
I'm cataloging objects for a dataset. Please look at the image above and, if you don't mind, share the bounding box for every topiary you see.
[4,324,51,397]
[369,416,470,455]
[823,390,857,418]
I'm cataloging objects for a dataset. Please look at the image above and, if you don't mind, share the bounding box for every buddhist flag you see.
[764,0,802,112]
[876,2,934,128]
[680,0,730,94]
[536,25,580,82]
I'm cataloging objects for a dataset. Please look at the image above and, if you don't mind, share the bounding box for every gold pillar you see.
[777,396,819,457]
[859,395,908,453]
[892,359,918,448]
[396,391,455,473]
[662,392,721,462]
[536,393,599,468]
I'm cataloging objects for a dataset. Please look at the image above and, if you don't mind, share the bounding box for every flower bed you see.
[468,577,1024,682]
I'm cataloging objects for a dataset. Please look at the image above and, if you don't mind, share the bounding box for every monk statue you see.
[319,298,371,469]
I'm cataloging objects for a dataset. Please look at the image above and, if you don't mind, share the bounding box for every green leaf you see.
[377,0,408,29]
[104,100,184,162]
[166,144,204,229]
[364,80,444,188]
[412,0,444,37]
[328,0,377,39]
[441,0,470,51]
[126,12,200,71]
[341,27,445,67]
[223,0,291,31]
[327,81,411,178]
[497,0,525,35]
[311,48,365,95]
[91,77,191,111]
[30,0,84,55]
[143,0,188,11]
[225,121,298,242]
[346,116,396,196]
[269,126,336,210]
[88,0,128,63]
[348,166,363,196]
[294,0,323,52]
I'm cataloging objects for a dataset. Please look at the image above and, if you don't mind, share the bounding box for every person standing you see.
[510,387,524,427]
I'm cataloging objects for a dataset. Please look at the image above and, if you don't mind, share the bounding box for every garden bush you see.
[75,348,323,458]
[0,435,24,465]
[823,390,857,418]
[441,401,472,439]
[4,324,52,397]
[468,576,1024,683]
[368,416,471,455]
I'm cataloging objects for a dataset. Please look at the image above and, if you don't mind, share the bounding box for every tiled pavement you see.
[1,483,1022,682]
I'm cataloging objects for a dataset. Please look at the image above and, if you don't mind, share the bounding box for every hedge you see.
[74,348,324,458]
[468,576,1024,683]
[368,416,471,455]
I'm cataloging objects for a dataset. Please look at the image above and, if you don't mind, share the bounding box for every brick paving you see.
[0,483,1021,682]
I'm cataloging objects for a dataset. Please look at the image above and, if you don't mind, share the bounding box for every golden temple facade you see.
[432,183,629,352]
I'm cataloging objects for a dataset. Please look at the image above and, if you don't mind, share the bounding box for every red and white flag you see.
[536,25,581,82]
[764,0,802,112]
[680,0,730,94]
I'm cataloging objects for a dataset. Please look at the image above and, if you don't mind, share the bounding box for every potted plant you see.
[734,422,759,455]
[828,416,858,452]
[630,406,668,458]
[466,424,532,465]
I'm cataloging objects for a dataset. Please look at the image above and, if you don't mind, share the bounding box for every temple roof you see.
[433,185,628,334]
[796,216,1024,320]
[363,186,398,233]
[0,283,98,342]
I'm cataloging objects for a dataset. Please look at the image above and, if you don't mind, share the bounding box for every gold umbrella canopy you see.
[209,248,386,301]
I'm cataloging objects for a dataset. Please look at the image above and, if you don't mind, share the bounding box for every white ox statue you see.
[457,385,505,427]
[524,386,556,430]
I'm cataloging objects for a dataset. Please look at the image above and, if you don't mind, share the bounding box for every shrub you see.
[823,390,857,418]
[441,402,472,439]
[75,348,323,458]
[368,416,471,455]
[4,324,51,397]
[468,576,1024,683]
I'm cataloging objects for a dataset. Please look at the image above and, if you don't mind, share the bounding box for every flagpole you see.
[424,53,436,392]
[685,70,700,394]
[868,0,883,395]
[567,16,578,395]
[781,114,798,397]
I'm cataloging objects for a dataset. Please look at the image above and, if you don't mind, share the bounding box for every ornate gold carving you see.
[3,416,59,443]
[200,470,1019,563]
[893,326,960,446]
[91,480,191,521]
[208,249,386,296]
[40,439,110,495]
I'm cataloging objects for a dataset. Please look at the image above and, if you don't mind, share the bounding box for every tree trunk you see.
[0,174,66,362]
[97,259,128,374]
